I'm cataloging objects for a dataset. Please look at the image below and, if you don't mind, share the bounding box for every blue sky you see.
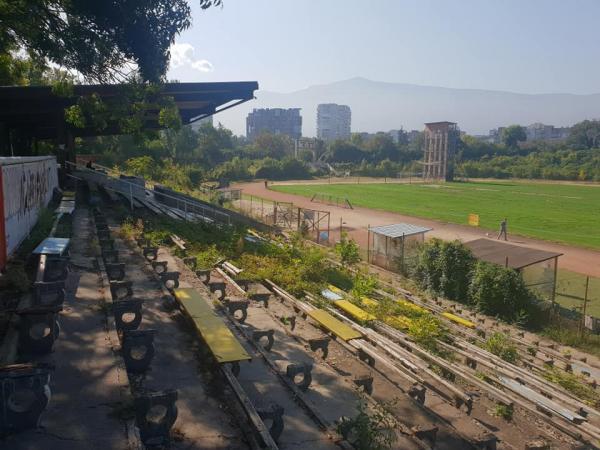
[167,0,600,95]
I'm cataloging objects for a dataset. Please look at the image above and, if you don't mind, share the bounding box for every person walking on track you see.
[497,218,508,241]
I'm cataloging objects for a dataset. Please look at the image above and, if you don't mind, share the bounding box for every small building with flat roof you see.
[464,238,562,303]
[368,223,432,273]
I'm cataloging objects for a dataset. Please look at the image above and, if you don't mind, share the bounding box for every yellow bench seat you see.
[307,309,363,341]
[174,288,251,363]
[442,312,476,329]
[333,300,376,322]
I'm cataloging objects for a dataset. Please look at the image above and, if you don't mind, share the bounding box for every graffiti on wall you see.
[2,157,58,256]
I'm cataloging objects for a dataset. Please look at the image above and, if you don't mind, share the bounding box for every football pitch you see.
[272,181,600,250]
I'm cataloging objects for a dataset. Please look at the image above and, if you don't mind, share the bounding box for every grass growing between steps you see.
[119,212,454,357]
[542,368,600,408]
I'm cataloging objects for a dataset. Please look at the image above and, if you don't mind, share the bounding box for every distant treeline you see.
[74,119,600,186]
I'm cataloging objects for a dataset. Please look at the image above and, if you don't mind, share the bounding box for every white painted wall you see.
[2,156,59,257]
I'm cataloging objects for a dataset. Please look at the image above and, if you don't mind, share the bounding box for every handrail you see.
[67,161,231,225]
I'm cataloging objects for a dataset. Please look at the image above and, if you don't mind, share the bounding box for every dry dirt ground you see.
[234,181,600,278]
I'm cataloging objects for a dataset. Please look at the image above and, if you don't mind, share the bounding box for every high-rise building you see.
[246,108,302,140]
[317,104,351,141]
[525,123,570,141]
[487,123,571,143]
[422,121,460,181]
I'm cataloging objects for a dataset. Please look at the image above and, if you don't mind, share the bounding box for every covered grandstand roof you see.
[0,81,258,140]
[464,238,562,269]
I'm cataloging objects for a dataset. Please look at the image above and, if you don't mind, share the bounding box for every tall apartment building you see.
[525,123,570,141]
[422,121,460,181]
[316,103,351,141]
[488,123,570,143]
[246,108,302,141]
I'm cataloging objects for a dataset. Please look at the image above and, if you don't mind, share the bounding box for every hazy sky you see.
[167,0,600,95]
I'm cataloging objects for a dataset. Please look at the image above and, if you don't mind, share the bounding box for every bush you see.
[468,262,533,322]
[335,233,361,266]
[413,239,475,302]
[407,315,448,353]
[413,240,536,323]
[350,271,378,300]
[235,242,336,298]
[337,397,397,450]
[483,332,519,363]
[493,403,514,421]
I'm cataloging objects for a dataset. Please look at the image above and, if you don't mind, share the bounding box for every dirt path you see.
[234,181,600,278]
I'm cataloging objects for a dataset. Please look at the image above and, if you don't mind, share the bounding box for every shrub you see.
[337,397,397,450]
[0,261,30,293]
[350,271,378,300]
[483,332,519,363]
[335,233,361,266]
[493,403,514,421]
[413,239,475,302]
[468,262,533,322]
[407,315,448,353]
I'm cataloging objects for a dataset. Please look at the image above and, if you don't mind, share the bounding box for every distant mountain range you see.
[214,77,600,137]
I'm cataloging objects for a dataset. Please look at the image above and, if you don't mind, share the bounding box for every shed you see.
[464,238,562,303]
[368,223,432,273]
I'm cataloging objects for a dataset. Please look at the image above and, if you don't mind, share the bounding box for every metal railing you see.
[67,161,231,225]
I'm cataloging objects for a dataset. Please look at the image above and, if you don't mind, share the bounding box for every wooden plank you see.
[222,261,243,276]
[307,309,363,341]
[221,366,279,449]
[173,288,251,363]
[333,300,376,322]
[170,234,186,251]
[498,376,587,424]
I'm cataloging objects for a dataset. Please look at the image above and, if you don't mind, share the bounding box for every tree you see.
[366,134,399,162]
[197,123,233,165]
[413,239,475,302]
[328,140,366,163]
[252,132,293,159]
[567,120,600,150]
[468,262,533,322]
[501,125,527,148]
[124,155,159,180]
[1,0,221,82]
[172,125,199,160]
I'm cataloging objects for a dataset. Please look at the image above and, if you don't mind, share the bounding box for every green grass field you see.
[272,181,600,250]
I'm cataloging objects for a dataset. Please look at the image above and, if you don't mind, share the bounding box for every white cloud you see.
[191,59,214,72]
[170,43,214,73]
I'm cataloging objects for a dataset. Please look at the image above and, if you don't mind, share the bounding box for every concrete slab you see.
[1,207,132,450]
[112,235,249,449]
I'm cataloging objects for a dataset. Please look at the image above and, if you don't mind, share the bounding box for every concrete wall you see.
[1,156,58,268]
